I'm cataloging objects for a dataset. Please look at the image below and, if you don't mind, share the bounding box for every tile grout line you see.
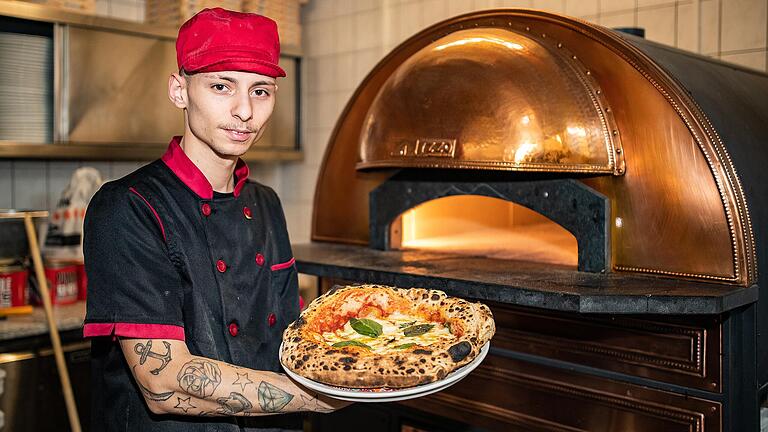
[674,1,679,48]
[716,0,721,57]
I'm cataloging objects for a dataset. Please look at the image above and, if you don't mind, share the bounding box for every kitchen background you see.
[1,0,767,245]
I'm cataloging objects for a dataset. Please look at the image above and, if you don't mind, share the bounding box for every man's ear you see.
[168,72,188,109]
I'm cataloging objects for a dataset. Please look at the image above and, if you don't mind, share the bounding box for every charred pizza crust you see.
[281,284,495,389]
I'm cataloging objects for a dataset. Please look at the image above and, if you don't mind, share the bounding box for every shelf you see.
[0,0,303,56]
[293,242,758,315]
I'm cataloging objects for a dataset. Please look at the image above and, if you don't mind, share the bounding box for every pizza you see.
[280,284,495,389]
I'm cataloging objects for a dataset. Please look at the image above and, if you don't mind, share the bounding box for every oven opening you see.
[389,195,578,268]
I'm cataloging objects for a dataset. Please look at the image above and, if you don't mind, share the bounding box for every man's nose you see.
[232,92,253,122]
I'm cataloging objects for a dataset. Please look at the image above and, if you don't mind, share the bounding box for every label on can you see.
[0,266,29,308]
[43,265,78,305]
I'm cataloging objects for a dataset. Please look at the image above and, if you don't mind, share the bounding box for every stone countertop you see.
[0,302,85,341]
[293,243,759,314]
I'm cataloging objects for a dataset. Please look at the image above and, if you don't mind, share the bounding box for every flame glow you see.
[566,126,587,137]
[514,142,538,164]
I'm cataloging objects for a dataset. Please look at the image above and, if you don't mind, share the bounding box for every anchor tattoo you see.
[134,340,172,375]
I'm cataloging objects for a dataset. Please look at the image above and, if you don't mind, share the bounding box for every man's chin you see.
[211,139,254,158]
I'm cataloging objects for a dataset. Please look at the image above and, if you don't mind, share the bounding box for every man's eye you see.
[253,89,270,97]
[212,84,228,91]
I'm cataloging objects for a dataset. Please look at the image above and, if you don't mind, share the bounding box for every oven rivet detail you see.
[596,89,601,94]
[557,43,563,48]
[605,107,611,112]
[543,191,549,198]
[541,33,546,38]
[525,26,530,31]
[616,148,622,154]
[615,217,623,228]
[612,130,618,136]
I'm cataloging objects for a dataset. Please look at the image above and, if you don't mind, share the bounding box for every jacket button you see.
[243,206,252,219]
[216,259,227,273]
[255,253,265,266]
[228,321,239,337]
[201,203,212,217]
[268,313,276,327]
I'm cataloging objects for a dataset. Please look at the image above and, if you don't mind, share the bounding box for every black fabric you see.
[84,160,302,432]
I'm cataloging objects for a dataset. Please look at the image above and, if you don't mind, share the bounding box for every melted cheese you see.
[322,313,454,354]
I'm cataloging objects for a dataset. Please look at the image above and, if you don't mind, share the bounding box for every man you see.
[83,8,347,431]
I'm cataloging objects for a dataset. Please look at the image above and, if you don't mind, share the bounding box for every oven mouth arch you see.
[369,172,610,273]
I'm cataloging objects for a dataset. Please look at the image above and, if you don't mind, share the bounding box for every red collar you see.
[161,136,250,200]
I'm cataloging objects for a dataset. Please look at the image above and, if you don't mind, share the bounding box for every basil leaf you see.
[349,318,383,338]
[394,343,416,350]
[332,340,372,350]
[398,321,417,329]
[403,324,434,337]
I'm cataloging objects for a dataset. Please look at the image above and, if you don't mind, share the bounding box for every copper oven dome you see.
[356,27,625,175]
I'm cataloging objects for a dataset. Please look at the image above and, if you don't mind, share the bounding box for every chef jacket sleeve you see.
[82,183,185,341]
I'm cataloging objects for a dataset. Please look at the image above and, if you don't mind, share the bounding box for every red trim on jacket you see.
[271,257,295,271]
[128,187,166,242]
[160,136,250,199]
[83,323,185,341]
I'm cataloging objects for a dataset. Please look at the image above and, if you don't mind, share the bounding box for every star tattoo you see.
[174,396,196,413]
[297,393,333,413]
[233,372,254,391]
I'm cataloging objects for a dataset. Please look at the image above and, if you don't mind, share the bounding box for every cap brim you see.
[185,56,286,78]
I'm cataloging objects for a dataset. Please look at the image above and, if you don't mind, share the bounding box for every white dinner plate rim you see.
[280,341,489,401]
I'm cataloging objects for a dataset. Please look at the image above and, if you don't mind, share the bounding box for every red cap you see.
[176,7,286,78]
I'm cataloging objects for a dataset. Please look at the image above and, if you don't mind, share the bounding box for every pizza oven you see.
[294,9,768,432]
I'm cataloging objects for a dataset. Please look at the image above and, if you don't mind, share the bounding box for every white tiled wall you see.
[94,0,146,22]
[282,0,768,244]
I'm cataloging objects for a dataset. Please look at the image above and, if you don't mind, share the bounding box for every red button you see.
[243,206,252,219]
[216,259,227,273]
[255,253,265,266]
[268,313,276,327]
[201,203,211,216]
[228,322,239,337]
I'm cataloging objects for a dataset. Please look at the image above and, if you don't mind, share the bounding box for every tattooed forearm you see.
[133,367,175,401]
[177,359,222,398]
[133,340,172,375]
[122,338,347,416]
[216,392,253,415]
[257,381,294,412]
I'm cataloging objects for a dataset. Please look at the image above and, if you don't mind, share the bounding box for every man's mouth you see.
[223,128,253,142]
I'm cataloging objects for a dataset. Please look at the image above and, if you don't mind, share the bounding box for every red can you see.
[76,263,87,301]
[41,263,79,305]
[0,266,29,308]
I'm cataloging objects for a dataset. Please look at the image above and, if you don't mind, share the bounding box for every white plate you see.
[280,342,490,402]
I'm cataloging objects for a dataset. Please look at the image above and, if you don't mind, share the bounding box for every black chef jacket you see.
[83,136,302,432]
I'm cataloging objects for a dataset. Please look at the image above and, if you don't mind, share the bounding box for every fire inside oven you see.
[389,195,578,268]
